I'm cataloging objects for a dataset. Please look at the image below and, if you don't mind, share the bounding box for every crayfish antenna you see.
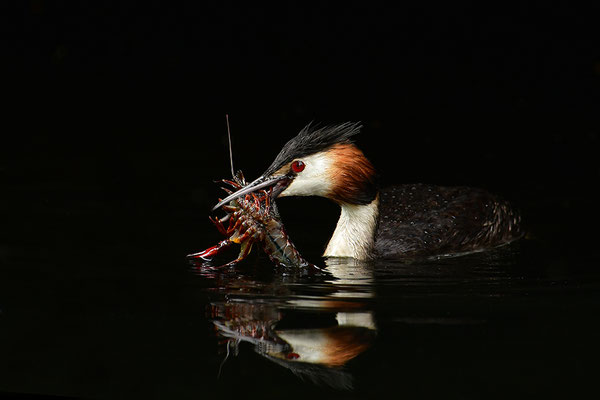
[226,114,235,178]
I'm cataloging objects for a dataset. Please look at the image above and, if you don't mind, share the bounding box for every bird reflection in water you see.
[198,258,377,390]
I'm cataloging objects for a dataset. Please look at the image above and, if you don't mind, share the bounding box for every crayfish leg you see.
[227,217,243,236]
[238,240,254,259]
[221,179,240,188]
[221,240,254,267]
[252,193,261,210]
[210,216,228,236]
[263,190,271,212]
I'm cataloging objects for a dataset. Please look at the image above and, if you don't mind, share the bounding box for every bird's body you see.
[373,184,522,259]
[213,122,523,261]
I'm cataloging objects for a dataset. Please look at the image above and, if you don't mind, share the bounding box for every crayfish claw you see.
[187,239,232,260]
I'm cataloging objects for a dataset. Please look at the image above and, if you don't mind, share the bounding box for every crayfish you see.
[188,171,314,269]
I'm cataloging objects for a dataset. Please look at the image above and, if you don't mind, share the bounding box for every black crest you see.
[263,122,362,176]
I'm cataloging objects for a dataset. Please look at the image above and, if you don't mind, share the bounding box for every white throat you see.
[324,196,379,260]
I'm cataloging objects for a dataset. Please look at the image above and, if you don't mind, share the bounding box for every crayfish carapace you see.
[188,171,315,269]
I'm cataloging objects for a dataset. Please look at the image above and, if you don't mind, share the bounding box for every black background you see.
[9,0,598,184]
[3,1,600,399]
[7,1,599,258]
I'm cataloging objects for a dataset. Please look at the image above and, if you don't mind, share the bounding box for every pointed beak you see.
[212,174,291,211]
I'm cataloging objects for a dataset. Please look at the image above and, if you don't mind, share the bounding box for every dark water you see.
[2,168,600,399]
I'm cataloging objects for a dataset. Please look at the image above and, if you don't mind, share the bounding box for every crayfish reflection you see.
[204,258,377,390]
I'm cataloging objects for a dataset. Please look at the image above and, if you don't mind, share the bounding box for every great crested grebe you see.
[213,122,523,260]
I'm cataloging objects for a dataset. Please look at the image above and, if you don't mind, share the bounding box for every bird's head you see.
[213,122,378,211]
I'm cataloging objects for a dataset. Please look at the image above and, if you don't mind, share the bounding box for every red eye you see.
[291,160,305,173]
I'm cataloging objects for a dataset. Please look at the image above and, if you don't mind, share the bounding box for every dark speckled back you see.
[374,184,523,259]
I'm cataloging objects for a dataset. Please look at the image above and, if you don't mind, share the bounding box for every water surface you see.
[2,178,599,399]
